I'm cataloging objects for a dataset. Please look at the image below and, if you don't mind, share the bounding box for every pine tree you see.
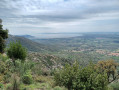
[0,19,8,53]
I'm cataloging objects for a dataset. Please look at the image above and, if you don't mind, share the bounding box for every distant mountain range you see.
[6,35,57,52]
[15,35,35,39]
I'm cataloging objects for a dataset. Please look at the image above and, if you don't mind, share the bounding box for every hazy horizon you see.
[13,32,119,39]
[0,0,119,35]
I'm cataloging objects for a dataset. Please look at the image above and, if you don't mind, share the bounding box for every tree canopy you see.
[0,19,8,53]
[7,41,27,66]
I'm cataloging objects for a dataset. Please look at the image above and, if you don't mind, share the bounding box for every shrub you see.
[54,62,108,90]
[31,63,42,75]
[7,41,27,66]
[0,61,7,74]
[14,60,35,77]
[0,75,4,82]
[0,58,13,83]
[110,82,119,90]
[0,83,3,89]
[54,62,79,89]
[22,70,33,84]
[6,74,21,90]
[96,60,118,82]
[0,21,8,53]
[0,53,8,62]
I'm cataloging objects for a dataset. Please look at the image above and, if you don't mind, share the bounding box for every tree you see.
[7,41,27,66]
[54,62,79,90]
[0,19,8,53]
[96,60,118,82]
[54,62,108,90]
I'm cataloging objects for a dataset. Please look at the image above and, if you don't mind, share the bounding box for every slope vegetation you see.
[6,35,56,52]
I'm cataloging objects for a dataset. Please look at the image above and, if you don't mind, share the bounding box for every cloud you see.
[0,0,119,35]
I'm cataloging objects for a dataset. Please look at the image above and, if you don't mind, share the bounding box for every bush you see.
[6,74,21,90]
[0,22,8,54]
[7,41,27,66]
[14,60,35,78]
[54,62,80,89]
[0,58,13,83]
[0,53,8,62]
[0,61,7,74]
[22,70,33,84]
[110,82,119,90]
[0,83,3,89]
[54,62,108,90]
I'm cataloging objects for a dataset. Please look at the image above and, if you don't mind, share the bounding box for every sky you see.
[0,0,119,35]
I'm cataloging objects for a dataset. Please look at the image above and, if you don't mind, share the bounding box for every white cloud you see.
[0,0,119,35]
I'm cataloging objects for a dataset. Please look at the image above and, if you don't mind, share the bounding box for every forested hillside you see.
[6,35,57,52]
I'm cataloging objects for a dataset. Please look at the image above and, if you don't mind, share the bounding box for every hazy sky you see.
[0,0,119,35]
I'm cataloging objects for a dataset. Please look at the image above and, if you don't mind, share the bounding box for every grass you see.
[2,75,67,90]
[20,83,67,90]
[109,82,119,90]
[20,75,67,90]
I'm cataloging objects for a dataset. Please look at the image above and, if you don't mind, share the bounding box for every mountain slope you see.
[6,35,56,52]
[27,52,72,70]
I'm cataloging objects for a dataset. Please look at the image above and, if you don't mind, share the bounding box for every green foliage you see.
[7,35,55,52]
[0,22,8,53]
[54,62,79,89]
[0,29,8,39]
[54,62,108,90]
[0,57,13,83]
[0,83,3,89]
[31,63,42,75]
[75,65,108,90]
[53,86,67,90]
[0,53,8,62]
[22,70,33,85]
[110,82,119,90]
[7,41,27,62]
[0,60,7,74]
[6,74,21,90]
[96,60,118,82]
[0,36,5,53]
[15,60,35,77]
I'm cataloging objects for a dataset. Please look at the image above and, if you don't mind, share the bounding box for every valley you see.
[2,32,119,90]
[29,33,119,64]
[7,33,119,65]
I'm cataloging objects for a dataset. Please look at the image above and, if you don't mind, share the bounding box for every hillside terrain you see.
[6,35,72,72]
[32,33,119,64]
[7,33,119,65]
[6,33,119,65]
[27,52,72,71]
[6,35,57,52]
[0,33,119,90]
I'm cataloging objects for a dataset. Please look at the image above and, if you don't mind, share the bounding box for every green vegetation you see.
[7,35,58,52]
[7,41,27,66]
[0,22,119,89]
[109,82,119,90]
[22,70,33,84]
[54,62,108,90]
[0,20,8,53]
[0,39,67,89]
[33,33,119,66]
[96,60,118,82]
[0,47,119,90]
[0,53,67,89]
